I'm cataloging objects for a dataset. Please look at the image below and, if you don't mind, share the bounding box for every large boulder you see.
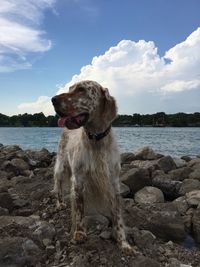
[123,200,186,241]
[192,206,200,243]
[186,190,200,207]
[134,147,163,160]
[179,179,200,195]
[134,186,164,204]
[189,168,200,180]
[0,237,42,267]
[120,152,136,164]
[0,191,14,211]
[169,167,193,181]
[157,156,177,173]
[152,171,181,200]
[188,158,200,169]
[121,168,151,194]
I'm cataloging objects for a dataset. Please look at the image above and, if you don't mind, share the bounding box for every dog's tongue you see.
[57,117,68,127]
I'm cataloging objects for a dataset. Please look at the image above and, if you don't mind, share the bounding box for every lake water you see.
[0,127,199,157]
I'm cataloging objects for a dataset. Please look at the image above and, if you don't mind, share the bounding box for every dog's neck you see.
[84,120,112,142]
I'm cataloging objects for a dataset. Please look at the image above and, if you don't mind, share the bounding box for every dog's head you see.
[52,80,117,129]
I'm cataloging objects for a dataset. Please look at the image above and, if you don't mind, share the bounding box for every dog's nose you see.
[51,96,59,106]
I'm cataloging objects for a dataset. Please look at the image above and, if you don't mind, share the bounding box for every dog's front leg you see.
[111,182,138,255]
[71,174,87,243]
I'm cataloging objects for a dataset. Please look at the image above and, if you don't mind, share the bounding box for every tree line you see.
[0,112,200,127]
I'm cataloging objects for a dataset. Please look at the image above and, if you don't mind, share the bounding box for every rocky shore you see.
[0,144,200,266]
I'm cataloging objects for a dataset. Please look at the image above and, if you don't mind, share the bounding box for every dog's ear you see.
[102,87,117,123]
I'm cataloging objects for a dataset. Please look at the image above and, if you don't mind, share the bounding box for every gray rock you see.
[188,158,200,169]
[82,214,109,232]
[152,172,181,200]
[120,182,130,197]
[128,227,156,249]
[186,190,200,206]
[0,206,9,215]
[121,167,151,193]
[179,179,200,195]
[134,146,163,160]
[157,156,177,172]
[99,230,111,240]
[130,159,159,173]
[33,221,56,243]
[134,186,164,204]
[173,157,187,168]
[131,255,160,267]
[173,196,189,215]
[11,158,30,172]
[189,168,200,180]
[120,152,136,164]
[169,167,193,181]
[0,192,14,211]
[192,206,200,243]
[25,148,52,167]
[0,237,42,267]
[123,202,186,241]
[0,215,37,228]
[181,155,192,162]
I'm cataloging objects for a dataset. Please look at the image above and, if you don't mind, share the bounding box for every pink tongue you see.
[58,117,68,127]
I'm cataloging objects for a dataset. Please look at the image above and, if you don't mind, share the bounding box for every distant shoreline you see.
[0,111,200,127]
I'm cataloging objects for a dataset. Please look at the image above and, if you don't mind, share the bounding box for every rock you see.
[152,172,181,200]
[188,158,200,169]
[179,179,200,195]
[83,215,109,232]
[0,215,37,228]
[0,207,9,215]
[99,230,111,240]
[189,168,200,180]
[25,148,52,167]
[131,159,159,172]
[186,190,200,206]
[0,192,14,211]
[1,160,20,176]
[169,167,193,181]
[173,157,187,168]
[181,156,192,162]
[121,168,151,194]
[2,145,22,154]
[134,146,163,160]
[46,245,55,256]
[173,196,189,215]
[0,237,42,267]
[134,186,164,204]
[131,255,160,267]
[120,182,130,197]
[192,206,200,243]
[123,202,186,241]
[157,156,177,173]
[33,221,56,243]
[120,152,136,164]
[128,227,156,249]
[11,158,30,173]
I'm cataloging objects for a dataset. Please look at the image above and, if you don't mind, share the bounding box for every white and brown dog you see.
[51,80,134,254]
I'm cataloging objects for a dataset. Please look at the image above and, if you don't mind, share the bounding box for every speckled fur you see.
[52,80,135,254]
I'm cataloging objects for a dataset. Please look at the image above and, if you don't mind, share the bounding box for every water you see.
[0,127,199,157]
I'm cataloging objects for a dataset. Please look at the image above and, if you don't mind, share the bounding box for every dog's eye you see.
[77,87,85,93]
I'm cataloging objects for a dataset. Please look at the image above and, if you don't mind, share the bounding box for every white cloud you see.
[0,0,56,72]
[18,28,200,115]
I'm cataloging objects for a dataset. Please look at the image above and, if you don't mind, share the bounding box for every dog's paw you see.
[121,241,140,256]
[73,230,87,244]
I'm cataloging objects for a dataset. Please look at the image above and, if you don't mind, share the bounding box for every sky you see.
[0,0,200,116]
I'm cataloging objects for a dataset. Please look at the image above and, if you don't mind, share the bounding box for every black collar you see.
[85,124,111,141]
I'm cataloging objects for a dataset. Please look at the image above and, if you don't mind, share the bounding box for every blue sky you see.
[0,0,200,115]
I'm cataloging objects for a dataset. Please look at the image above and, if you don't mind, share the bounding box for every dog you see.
[51,80,135,254]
